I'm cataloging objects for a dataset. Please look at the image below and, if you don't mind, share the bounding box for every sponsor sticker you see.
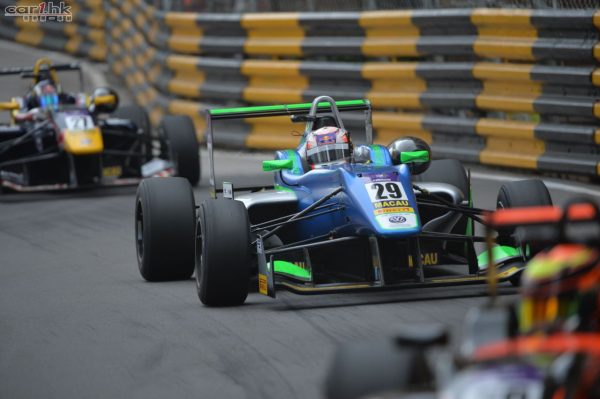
[373,199,410,209]
[363,178,418,229]
[102,165,122,178]
[408,252,439,267]
[375,213,417,229]
[389,215,406,224]
[365,181,406,203]
[258,274,268,295]
[222,182,234,199]
[374,207,414,215]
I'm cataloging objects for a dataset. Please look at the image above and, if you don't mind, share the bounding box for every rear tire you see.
[135,177,196,281]
[415,159,469,199]
[113,105,150,137]
[160,115,200,186]
[113,105,152,175]
[416,159,470,254]
[496,179,552,286]
[196,199,251,306]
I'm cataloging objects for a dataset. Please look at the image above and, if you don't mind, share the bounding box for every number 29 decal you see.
[365,181,417,229]
[366,181,406,202]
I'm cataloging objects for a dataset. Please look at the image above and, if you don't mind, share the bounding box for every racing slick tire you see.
[135,177,196,281]
[113,105,153,174]
[159,115,200,186]
[496,179,552,286]
[415,159,469,200]
[325,338,433,399]
[497,179,552,211]
[415,159,470,254]
[196,199,251,306]
[113,105,150,137]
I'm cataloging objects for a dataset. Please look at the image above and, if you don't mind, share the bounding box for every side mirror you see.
[89,87,119,114]
[262,159,293,172]
[388,137,431,175]
[0,101,19,111]
[94,94,117,106]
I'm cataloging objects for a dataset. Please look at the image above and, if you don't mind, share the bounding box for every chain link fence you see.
[150,0,599,12]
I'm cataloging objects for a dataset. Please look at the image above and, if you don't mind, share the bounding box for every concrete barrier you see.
[0,0,598,177]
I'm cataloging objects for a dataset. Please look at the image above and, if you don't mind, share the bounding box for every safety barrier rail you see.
[0,0,598,177]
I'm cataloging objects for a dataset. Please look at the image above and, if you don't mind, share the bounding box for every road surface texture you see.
[1,41,598,399]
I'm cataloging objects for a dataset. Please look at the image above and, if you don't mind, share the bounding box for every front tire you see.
[160,115,200,186]
[496,179,552,286]
[496,179,552,231]
[135,177,196,281]
[196,199,251,306]
[497,179,552,211]
[113,105,152,175]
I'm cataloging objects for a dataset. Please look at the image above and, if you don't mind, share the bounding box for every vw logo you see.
[389,215,406,224]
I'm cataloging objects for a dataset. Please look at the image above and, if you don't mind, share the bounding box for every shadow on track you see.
[268,284,517,311]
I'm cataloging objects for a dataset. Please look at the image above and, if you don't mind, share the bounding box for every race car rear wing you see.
[207,99,371,120]
[0,62,81,76]
[205,97,372,198]
[0,58,84,92]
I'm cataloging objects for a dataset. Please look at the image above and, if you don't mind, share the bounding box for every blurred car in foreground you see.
[326,199,600,399]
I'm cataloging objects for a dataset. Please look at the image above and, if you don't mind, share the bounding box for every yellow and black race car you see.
[0,58,199,192]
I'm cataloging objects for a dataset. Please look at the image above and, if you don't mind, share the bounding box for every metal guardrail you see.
[0,0,598,177]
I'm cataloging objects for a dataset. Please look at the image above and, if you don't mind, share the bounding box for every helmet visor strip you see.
[307,143,350,165]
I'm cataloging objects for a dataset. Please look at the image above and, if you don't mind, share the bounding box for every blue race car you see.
[134,96,552,306]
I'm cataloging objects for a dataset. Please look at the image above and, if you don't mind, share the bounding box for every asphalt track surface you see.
[1,42,599,399]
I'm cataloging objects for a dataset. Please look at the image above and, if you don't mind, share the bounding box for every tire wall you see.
[1,0,599,177]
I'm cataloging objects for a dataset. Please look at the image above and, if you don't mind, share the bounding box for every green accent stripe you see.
[263,159,293,171]
[272,260,312,280]
[274,184,295,193]
[285,149,303,175]
[400,150,430,163]
[466,187,473,236]
[477,245,521,269]
[209,99,368,116]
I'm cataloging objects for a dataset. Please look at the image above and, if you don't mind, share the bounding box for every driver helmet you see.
[305,126,351,169]
[518,243,600,334]
[33,79,59,110]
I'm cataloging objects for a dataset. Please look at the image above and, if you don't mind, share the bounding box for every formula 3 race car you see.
[325,198,600,399]
[0,58,199,193]
[134,96,552,306]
